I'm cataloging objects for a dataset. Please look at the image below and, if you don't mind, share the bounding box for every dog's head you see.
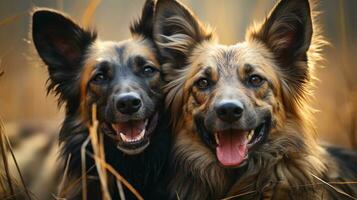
[154,0,316,167]
[32,0,163,155]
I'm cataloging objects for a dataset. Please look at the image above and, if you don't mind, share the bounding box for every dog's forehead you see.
[86,39,158,65]
[206,42,277,74]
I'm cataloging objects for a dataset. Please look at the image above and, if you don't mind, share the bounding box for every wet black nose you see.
[116,93,142,114]
[215,101,244,123]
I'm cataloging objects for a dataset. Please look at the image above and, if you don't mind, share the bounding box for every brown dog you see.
[153,0,357,199]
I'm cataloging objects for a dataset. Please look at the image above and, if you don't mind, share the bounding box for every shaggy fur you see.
[153,0,357,199]
[32,1,171,199]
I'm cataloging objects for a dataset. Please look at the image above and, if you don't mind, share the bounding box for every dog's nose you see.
[116,93,142,114]
[215,100,244,123]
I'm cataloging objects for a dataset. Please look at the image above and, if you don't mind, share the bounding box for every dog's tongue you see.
[113,120,145,139]
[216,130,248,167]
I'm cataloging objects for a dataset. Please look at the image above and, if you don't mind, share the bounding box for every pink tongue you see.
[115,120,145,139]
[216,131,248,167]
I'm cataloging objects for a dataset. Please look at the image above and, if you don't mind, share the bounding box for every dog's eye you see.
[142,65,158,76]
[195,78,210,90]
[92,72,108,83]
[248,75,265,87]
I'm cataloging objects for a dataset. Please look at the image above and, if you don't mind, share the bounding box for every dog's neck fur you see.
[58,111,171,200]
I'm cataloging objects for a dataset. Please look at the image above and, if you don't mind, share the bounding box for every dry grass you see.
[77,104,144,200]
[81,0,102,27]
[87,105,111,200]
[310,173,357,200]
[0,117,15,198]
[0,116,32,199]
[0,12,26,27]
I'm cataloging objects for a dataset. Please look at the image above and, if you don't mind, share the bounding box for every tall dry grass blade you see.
[81,0,101,27]
[88,104,111,200]
[0,121,14,197]
[3,129,32,200]
[87,153,144,200]
[59,165,95,197]
[81,137,90,200]
[220,190,256,200]
[0,12,26,27]
[310,173,357,200]
[58,154,72,197]
[116,179,126,200]
[175,191,180,200]
[98,132,107,184]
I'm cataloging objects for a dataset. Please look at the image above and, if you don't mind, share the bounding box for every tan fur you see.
[154,0,356,199]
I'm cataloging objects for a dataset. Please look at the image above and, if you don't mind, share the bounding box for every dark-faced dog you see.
[32,1,171,199]
[153,0,357,199]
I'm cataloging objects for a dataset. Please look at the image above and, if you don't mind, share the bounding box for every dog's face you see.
[82,40,162,155]
[154,0,313,167]
[32,0,163,155]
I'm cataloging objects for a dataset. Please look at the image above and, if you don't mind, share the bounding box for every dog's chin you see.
[102,113,159,155]
[195,116,271,168]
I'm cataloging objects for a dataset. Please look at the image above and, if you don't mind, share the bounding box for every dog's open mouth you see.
[196,117,270,167]
[104,113,158,155]
[214,122,269,167]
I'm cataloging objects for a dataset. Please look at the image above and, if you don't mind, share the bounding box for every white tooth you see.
[120,132,128,142]
[247,130,253,142]
[214,133,220,145]
[145,119,149,127]
[136,129,146,140]
[112,124,117,131]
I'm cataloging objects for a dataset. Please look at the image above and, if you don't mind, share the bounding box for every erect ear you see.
[130,0,155,38]
[32,9,96,105]
[153,0,212,68]
[249,0,313,94]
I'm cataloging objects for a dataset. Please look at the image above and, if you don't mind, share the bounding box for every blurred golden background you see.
[0,0,356,149]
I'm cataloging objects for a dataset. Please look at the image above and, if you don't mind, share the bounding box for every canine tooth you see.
[136,129,146,140]
[214,133,220,145]
[247,131,253,142]
[145,119,149,126]
[120,132,128,142]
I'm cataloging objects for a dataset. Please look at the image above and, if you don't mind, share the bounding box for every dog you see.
[153,0,357,199]
[32,1,171,199]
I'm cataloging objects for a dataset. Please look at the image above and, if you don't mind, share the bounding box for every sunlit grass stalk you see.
[87,152,144,200]
[116,179,126,200]
[0,119,14,197]
[82,0,101,27]
[88,104,111,200]
[310,173,357,200]
[58,154,72,197]
[3,129,32,200]
[81,137,90,200]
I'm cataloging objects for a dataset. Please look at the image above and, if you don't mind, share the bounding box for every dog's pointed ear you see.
[32,9,97,104]
[153,0,212,68]
[130,0,155,38]
[249,0,313,99]
[251,0,312,64]
[32,9,96,69]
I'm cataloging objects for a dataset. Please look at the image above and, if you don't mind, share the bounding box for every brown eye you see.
[248,75,265,87]
[142,65,158,76]
[195,78,210,90]
[92,72,108,84]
